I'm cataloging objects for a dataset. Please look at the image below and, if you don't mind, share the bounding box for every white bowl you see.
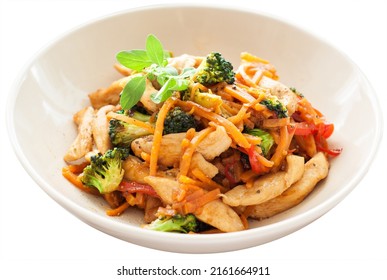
[6,4,383,253]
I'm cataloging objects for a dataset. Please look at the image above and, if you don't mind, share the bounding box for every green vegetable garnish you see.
[116,34,194,109]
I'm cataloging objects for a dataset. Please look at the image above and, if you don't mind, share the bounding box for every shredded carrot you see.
[62,166,98,195]
[67,162,89,173]
[240,52,270,64]
[180,188,221,215]
[227,104,249,125]
[179,127,215,177]
[106,202,130,216]
[270,125,291,170]
[255,151,275,168]
[179,175,207,189]
[221,101,240,115]
[184,188,206,202]
[240,169,257,183]
[223,85,256,103]
[185,127,196,139]
[149,98,176,176]
[243,134,262,146]
[174,183,203,202]
[191,168,228,193]
[106,112,155,133]
[297,97,325,125]
[190,82,208,101]
[237,64,261,88]
[240,213,249,230]
[235,82,266,100]
[175,99,251,148]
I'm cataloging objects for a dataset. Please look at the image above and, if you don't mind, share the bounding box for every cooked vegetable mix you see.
[63,34,341,233]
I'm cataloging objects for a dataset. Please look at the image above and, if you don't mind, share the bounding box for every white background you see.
[1,0,386,279]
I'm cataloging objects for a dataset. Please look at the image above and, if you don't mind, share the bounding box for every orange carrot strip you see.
[240,169,257,183]
[106,202,130,216]
[223,85,256,103]
[179,127,214,177]
[191,168,228,193]
[175,99,251,148]
[240,52,270,64]
[270,125,290,170]
[149,98,176,176]
[236,65,258,88]
[227,105,248,125]
[67,162,89,173]
[62,166,98,195]
[186,188,221,214]
[179,175,207,188]
[240,213,249,230]
[243,134,262,146]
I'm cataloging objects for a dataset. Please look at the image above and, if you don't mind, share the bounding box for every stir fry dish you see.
[62,35,342,233]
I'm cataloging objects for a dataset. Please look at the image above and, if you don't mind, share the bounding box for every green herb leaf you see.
[146,34,165,66]
[116,50,152,71]
[150,78,175,104]
[120,75,147,110]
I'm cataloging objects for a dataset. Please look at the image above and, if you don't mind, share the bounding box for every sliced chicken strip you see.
[122,155,178,184]
[64,106,94,163]
[167,54,202,73]
[190,152,218,178]
[89,76,130,109]
[222,155,304,207]
[143,176,179,205]
[131,126,232,167]
[195,199,245,232]
[131,134,185,167]
[247,152,329,220]
[92,104,115,154]
[195,126,232,161]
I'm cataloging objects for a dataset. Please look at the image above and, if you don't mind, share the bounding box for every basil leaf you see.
[170,78,190,91]
[116,50,152,71]
[146,34,165,66]
[120,75,147,110]
[180,67,196,78]
[150,78,175,104]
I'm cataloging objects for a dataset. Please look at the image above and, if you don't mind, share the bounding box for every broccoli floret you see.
[115,108,151,122]
[244,128,275,157]
[163,107,196,135]
[130,111,151,122]
[260,96,288,118]
[194,52,235,86]
[144,214,199,233]
[80,148,125,194]
[109,119,151,147]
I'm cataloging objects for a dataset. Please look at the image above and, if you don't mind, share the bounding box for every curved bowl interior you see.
[7,5,382,253]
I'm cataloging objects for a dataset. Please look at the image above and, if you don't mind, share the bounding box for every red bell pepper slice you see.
[245,145,269,174]
[294,122,334,139]
[118,181,159,197]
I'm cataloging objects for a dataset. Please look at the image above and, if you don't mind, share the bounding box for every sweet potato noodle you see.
[62,39,341,233]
